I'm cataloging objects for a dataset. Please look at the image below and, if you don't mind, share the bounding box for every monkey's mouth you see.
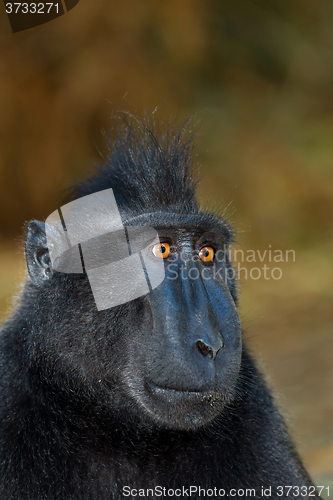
[139,380,224,430]
[145,380,221,404]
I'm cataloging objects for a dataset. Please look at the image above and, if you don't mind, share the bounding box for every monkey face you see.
[117,219,241,431]
[26,203,241,433]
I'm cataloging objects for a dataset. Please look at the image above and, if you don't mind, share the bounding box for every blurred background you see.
[0,0,332,490]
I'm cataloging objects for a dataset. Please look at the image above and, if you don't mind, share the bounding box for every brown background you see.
[0,0,332,491]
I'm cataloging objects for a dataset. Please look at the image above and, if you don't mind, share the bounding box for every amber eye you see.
[199,246,214,262]
[152,242,170,259]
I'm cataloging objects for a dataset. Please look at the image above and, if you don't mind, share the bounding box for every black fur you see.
[0,120,319,499]
[70,121,199,214]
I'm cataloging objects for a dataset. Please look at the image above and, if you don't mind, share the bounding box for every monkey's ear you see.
[25,221,53,285]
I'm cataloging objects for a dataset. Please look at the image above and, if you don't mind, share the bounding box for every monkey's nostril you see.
[196,340,215,360]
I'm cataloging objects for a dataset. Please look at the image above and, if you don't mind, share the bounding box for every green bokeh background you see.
[0,0,332,489]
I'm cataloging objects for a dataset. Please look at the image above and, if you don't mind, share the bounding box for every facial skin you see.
[122,221,242,430]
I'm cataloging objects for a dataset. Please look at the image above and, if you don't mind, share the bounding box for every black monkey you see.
[0,122,320,499]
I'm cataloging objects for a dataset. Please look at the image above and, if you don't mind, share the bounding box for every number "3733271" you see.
[5,3,59,14]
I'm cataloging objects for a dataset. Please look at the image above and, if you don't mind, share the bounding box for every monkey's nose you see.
[196,339,223,360]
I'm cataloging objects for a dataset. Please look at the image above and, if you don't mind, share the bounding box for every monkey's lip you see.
[145,380,221,402]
